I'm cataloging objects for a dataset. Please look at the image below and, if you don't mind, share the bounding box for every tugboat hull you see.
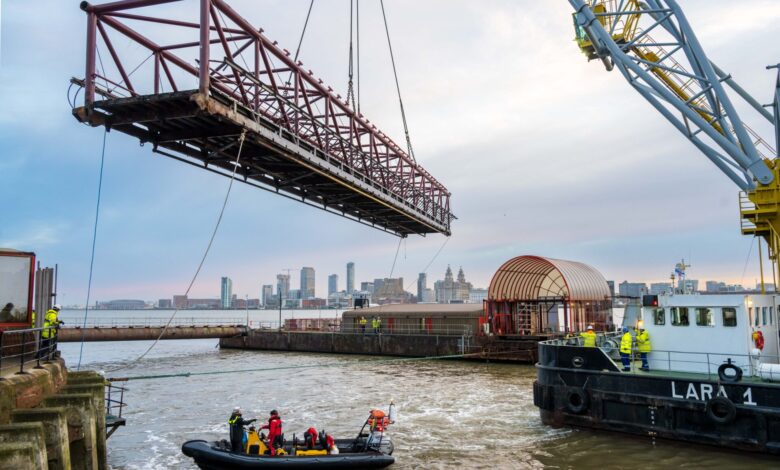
[534,343,780,454]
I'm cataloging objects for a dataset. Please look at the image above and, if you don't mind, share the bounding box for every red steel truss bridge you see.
[73,0,453,237]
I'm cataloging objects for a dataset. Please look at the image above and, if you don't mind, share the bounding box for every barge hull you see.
[534,344,780,454]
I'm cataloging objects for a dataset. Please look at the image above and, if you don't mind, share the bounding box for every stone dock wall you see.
[0,360,107,469]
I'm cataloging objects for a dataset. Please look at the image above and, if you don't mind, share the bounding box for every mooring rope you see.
[109,351,483,382]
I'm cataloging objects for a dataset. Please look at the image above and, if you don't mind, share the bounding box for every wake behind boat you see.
[183,405,396,469]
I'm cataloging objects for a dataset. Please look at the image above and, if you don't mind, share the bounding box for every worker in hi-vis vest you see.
[579,325,597,347]
[619,326,633,371]
[40,304,63,357]
[636,327,651,371]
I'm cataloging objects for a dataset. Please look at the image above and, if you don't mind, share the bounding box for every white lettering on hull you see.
[670,381,757,405]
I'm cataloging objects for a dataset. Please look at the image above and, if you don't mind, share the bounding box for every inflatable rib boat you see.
[183,405,397,469]
[181,436,395,469]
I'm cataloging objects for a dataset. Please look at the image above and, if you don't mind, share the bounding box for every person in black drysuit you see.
[228,407,256,452]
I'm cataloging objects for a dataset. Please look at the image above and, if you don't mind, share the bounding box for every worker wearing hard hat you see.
[636,327,651,371]
[579,325,597,347]
[228,407,256,452]
[619,326,633,371]
[40,304,63,359]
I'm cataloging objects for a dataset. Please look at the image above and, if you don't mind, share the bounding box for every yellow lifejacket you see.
[620,332,633,354]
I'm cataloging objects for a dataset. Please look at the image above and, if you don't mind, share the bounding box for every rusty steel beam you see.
[58,325,246,342]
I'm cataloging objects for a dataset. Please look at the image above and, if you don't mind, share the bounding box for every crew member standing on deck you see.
[636,327,651,371]
[261,410,283,455]
[619,326,633,371]
[579,325,597,347]
[228,407,256,452]
[359,316,367,334]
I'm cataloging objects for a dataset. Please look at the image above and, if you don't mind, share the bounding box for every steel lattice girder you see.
[569,0,774,191]
[75,0,453,236]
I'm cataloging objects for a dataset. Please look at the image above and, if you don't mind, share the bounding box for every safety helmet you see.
[233,406,241,413]
[622,326,629,332]
[586,325,594,330]
[53,304,62,311]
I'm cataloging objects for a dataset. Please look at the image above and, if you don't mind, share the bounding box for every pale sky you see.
[2,0,780,303]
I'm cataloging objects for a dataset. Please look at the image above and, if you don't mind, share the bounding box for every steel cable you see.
[105,132,247,373]
[77,129,108,371]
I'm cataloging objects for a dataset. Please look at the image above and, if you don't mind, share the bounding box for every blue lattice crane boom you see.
[569,0,780,272]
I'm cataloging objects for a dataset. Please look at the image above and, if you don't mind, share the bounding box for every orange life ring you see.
[752,330,765,350]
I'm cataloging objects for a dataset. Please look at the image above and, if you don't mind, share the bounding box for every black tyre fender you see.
[718,362,743,383]
[706,396,737,424]
[565,387,589,414]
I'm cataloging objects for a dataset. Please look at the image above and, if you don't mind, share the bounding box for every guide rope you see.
[109,351,483,382]
[77,129,108,371]
[106,132,248,373]
[380,0,415,162]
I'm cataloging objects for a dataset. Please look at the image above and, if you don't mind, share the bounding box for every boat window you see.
[671,307,689,326]
[763,307,768,326]
[722,308,737,327]
[770,307,774,325]
[751,307,758,326]
[653,308,665,325]
[696,308,715,327]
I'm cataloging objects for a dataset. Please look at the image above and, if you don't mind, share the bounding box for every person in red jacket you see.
[261,410,283,455]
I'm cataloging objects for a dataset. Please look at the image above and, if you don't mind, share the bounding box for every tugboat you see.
[182,405,396,469]
[534,266,780,454]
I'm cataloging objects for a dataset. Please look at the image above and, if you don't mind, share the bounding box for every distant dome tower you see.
[457,267,466,283]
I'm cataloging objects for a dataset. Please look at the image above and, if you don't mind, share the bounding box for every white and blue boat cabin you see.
[639,293,779,376]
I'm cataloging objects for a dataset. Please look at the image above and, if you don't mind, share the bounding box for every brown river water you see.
[57,312,780,469]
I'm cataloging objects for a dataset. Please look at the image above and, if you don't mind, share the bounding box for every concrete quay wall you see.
[221,331,546,363]
[59,325,246,342]
[0,361,107,470]
[220,330,471,357]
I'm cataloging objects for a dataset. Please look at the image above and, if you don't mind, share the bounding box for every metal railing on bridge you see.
[0,326,59,376]
[64,317,245,328]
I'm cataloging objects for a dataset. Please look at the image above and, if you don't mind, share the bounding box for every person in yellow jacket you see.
[579,325,597,347]
[40,304,63,357]
[636,327,651,371]
[619,326,633,371]
[359,316,367,334]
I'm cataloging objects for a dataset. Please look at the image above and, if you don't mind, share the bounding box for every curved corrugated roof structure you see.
[488,255,610,302]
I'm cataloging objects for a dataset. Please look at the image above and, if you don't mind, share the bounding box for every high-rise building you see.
[417,273,427,301]
[618,281,647,298]
[360,281,374,294]
[328,274,338,296]
[220,277,233,309]
[277,274,290,300]
[300,267,315,299]
[173,295,188,309]
[706,280,724,292]
[650,282,672,295]
[261,285,274,306]
[346,262,355,294]
[606,280,615,298]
